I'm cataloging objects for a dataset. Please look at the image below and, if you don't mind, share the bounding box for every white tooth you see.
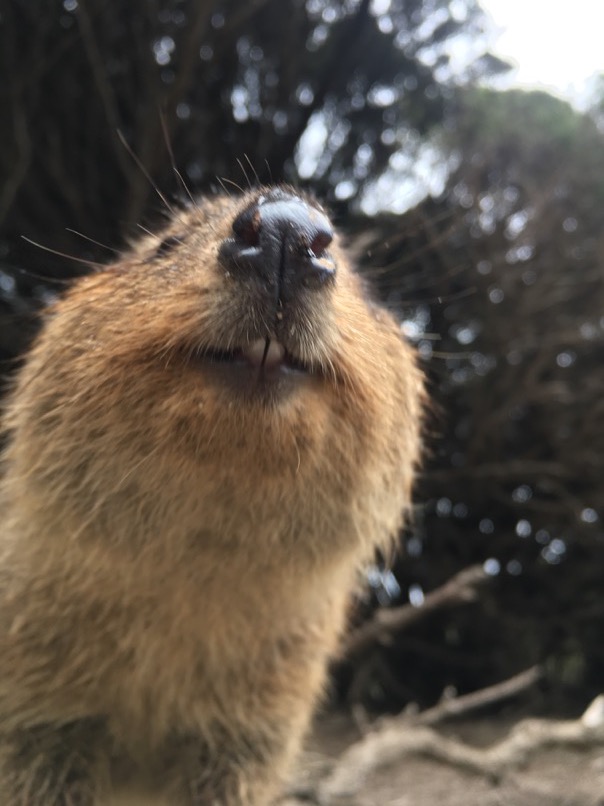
[243,339,269,364]
[241,339,286,368]
[265,340,286,365]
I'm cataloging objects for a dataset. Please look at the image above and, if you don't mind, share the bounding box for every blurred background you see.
[1,0,603,718]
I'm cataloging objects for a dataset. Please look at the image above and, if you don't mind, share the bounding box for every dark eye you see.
[155,234,184,258]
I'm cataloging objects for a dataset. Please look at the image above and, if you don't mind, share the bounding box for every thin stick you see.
[343,565,489,659]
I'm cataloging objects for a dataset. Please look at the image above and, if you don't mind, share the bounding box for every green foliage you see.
[360,88,604,707]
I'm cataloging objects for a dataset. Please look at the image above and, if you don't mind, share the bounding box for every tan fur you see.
[0,187,424,804]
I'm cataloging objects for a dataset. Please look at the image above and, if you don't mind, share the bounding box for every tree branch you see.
[343,565,489,660]
[318,694,604,803]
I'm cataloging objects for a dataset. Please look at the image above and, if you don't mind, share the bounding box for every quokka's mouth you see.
[203,338,311,375]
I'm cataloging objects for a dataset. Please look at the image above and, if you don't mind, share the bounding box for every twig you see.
[319,695,604,804]
[343,565,489,660]
[415,665,543,726]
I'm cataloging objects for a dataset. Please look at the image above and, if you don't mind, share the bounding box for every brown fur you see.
[0,187,424,805]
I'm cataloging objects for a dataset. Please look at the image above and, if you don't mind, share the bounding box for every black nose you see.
[219,191,336,301]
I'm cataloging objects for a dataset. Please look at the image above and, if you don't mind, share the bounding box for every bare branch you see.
[415,665,543,726]
[319,695,604,803]
[343,565,490,660]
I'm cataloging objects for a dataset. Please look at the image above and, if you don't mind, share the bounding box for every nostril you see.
[232,207,261,247]
[221,192,337,297]
[309,229,333,258]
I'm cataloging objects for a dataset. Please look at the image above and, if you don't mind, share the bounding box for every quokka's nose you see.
[219,190,336,301]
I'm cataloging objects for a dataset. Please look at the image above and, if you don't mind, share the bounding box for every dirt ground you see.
[285,711,604,806]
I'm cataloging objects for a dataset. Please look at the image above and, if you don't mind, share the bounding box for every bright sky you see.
[480,0,604,102]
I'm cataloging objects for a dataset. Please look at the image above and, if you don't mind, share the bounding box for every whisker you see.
[158,110,198,209]
[9,267,72,286]
[264,159,273,184]
[116,129,179,218]
[236,158,252,190]
[243,154,261,187]
[217,176,245,195]
[136,223,156,238]
[20,237,103,269]
[65,229,120,255]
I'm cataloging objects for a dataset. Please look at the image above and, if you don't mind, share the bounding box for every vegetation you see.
[360,87,604,709]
